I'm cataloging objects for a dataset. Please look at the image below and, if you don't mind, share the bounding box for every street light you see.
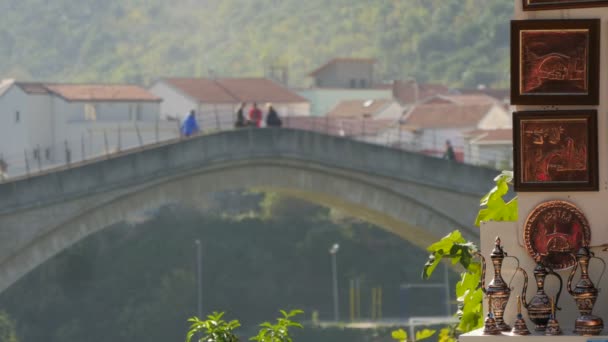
[329,243,340,322]
[195,239,202,318]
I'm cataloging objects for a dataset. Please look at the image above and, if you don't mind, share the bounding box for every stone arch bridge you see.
[0,128,498,293]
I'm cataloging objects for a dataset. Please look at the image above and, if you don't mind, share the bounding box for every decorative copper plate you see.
[524,200,590,270]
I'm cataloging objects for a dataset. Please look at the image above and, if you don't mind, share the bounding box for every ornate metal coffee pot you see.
[478,237,519,331]
[568,246,605,336]
[520,261,563,331]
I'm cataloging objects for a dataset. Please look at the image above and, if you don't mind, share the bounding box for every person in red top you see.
[248,102,263,128]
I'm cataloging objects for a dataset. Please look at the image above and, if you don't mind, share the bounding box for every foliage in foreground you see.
[250,309,303,342]
[187,310,303,342]
[402,171,518,341]
[187,312,241,342]
[0,311,19,342]
[475,171,517,227]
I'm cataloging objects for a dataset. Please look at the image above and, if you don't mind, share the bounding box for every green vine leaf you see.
[415,329,436,341]
[475,171,518,226]
[391,329,408,342]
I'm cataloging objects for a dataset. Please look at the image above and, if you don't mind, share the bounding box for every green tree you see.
[0,311,18,342]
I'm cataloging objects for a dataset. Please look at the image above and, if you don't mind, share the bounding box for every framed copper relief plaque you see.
[524,200,590,270]
[513,110,598,192]
[511,19,600,105]
[523,0,608,11]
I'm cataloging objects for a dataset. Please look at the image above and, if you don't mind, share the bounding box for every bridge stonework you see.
[0,129,497,292]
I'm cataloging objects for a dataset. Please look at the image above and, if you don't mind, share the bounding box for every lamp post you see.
[195,239,202,318]
[329,243,340,322]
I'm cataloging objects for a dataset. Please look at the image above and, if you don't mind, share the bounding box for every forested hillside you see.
[0,0,512,87]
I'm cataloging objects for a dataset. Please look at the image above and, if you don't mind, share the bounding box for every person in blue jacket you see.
[181,110,200,137]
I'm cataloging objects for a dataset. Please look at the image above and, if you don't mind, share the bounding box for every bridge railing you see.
[0,112,511,182]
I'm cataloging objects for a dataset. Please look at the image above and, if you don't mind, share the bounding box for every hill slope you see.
[0,0,513,87]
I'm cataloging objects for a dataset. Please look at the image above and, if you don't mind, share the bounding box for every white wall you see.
[472,1,608,327]
[375,102,405,120]
[467,142,513,169]
[478,105,511,130]
[149,81,197,120]
[416,127,473,156]
[0,86,31,161]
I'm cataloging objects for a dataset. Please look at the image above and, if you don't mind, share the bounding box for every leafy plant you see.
[474,171,517,226]
[423,230,483,337]
[186,312,241,342]
[0,311,19,342]
[413,171,517,340]
[250,309,303,342]
[390,328,436,342]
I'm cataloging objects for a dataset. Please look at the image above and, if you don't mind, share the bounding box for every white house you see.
[463,129,513,169]
[149,77,311,129]
[397,94,511,161]
[0,80,166,177]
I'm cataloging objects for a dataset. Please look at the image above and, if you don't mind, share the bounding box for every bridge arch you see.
[0,129,496,292]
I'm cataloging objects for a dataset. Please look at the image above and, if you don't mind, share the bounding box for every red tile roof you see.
[16,82,51,95]
[14,82,160,101]
[327,99,392,118]
[45,84,161,102]
[456,88,510,102]
[423,94,497,106]
[403,103,494,129]
[308,58,376,76]
[392,81,450,104]
[163,78,307,104]
[465,129,512,143]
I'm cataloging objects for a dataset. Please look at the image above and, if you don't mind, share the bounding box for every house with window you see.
[308,58,376,89]
[297,58,392,116]
[396,94,511,161]
[149,77,310,128]
[0,80,164,176]
[463,129,513,169]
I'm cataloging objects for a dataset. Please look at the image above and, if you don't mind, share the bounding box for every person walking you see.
[443,140,456,161]
[248,102,263,128]
[265,103,282,127]
[0,158,7,181]
[235,103,247,128]
[181,110,200,137]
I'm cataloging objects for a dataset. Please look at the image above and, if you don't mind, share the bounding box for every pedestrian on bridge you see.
[181,110,200,137]
[235,103,248,128]
[443,140,456,161]
[0,158,7,181]
[249,102,263,128]
[265,103,282,127]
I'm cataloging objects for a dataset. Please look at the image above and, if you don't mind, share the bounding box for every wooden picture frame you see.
[511,19,600,105]
[513,110,598,192]
[523,0,608,11]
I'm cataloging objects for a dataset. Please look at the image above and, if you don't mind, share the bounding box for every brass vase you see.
[521,262,563,331]
[568,247,605,336]
[477,237,517,332]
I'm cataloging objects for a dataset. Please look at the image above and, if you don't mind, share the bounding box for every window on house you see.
[360,79,367,88]
[350,79,357,88]
[15,111,20,123]
[136,104,143,121]
[84,103,97,121]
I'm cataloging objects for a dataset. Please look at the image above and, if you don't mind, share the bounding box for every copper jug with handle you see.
[477,237,520,332]
[568,246,605,336]
[520,261,562,331]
